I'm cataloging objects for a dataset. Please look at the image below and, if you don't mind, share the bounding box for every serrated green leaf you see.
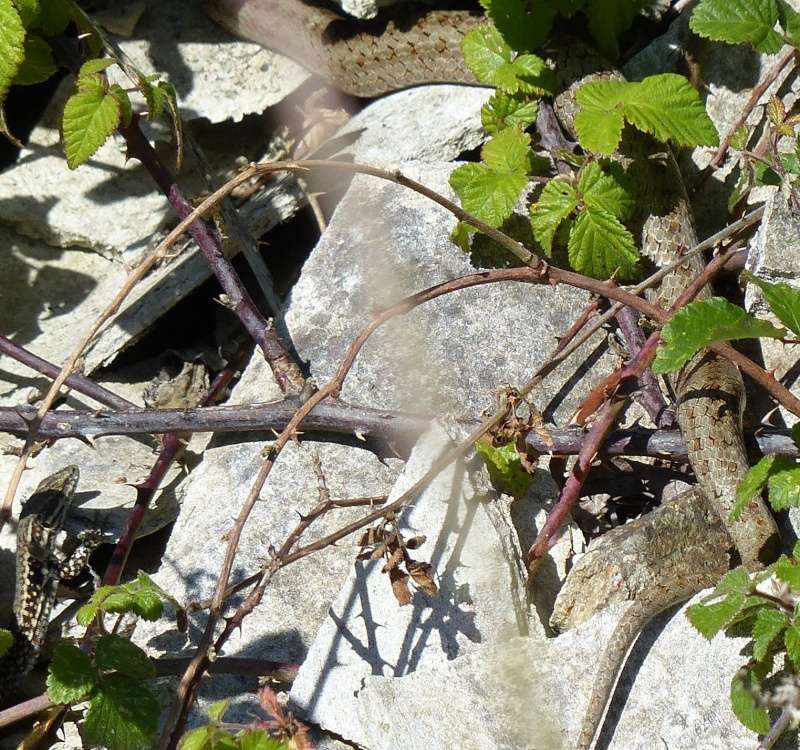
[109,84,132,127]
[752,607,789,660]
[178,726,211,750]
[80,57,115,77]
[778,152,800,173]
[506,54,555,95]
[449,163,527,228]
[576,74,719,155]
[0,0,26,105]
[238,730,287,750]
[785,623,800,668]
[95,635,155,680]
[12,33,54,85]
[62,85,121,168]
[753,160,782,186]
[13,0,39,26]
[653,298,786,374]
[84,674,160,750]
[475,440,531,498]
[686,592,747,639]
[481,126,530,173]
[0,628,12,657]
[577,161,634,220]
[778,0,800,45]
[530,177,576,253]
[767,457,800,511]
[714,567,754,596]
[730,667,771,733]
[481,90,538,134]
[37,0,72,35]
[153,80,183,168]
[585,0,645,57]
[450,221,473,253]
[479,0,555,53]
[731,455,776,521]
[77,601,101,626]
[691,0,783,54]
[568,206,638,280]
[462,25,512,83]
[729,124,750,151]
[47,643,97,704]
[206,698,230,724]
[743,272,800,336]
[774,553,800,590]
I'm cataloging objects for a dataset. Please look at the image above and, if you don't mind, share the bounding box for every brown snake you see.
[207,2,781,746]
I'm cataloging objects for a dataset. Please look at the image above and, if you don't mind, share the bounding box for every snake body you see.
[207,3,781,746]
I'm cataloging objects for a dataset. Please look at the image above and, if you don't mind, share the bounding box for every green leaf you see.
[744,272,800,336]
[109,83,132,127]
[47,643,97,704]
[714,567,754,596]
[793,537,800,559]
[686,592,747,639]
[449,163,527,229]
[481,126,530,173]
[479,0,555,53]
[766,457,800,511]
[691,0,783,54]
[0,0,26,104]
[95,635,155,680]
[778,0,800,45]
[151,80,183,168]
[13,34,55,85]
[13,0,39,26]
[585,0,645,58]
[84,674,160,750]
[207,698,230,724]
[730,667,770,733]
[785,623,800,669]
[577,161,634,220]
[751,607,789,660]
[61,85,121,168]
[575,74,719,155]
[505,54,555,95]
[238,730,287,750]
[652,297,786,374]
[0,628,12,657]
[79,57,115,77]
[178,726,211,750]
[568,206,639,280]
[37,0,72,35]
[529,177,577,253]
[731,455,776,521]
[474,440,531,498]
[481,90,538,134]
[774,553,800,590]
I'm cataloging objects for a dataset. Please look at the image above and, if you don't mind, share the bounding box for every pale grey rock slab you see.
[284,160,614,422]
[109,0,309,124]
[288,421,537,741]
[132,353,401,722]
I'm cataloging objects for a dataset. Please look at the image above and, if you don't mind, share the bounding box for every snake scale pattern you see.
[207,2,781,746]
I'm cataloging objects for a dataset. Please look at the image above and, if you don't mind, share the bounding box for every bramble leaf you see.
[577,161,634,220]
[207,698,230,724]
[479,0,556,53]
[730,667,770,733]
[529,178,576,253]
[481,90,538,134]
[686,592,747,639]
[110,84,133,127]
[238,730,288,750]
[79,58,115,77]
[751,607,789,660]
[714,567,754,596]
[481,126,530,173]
[575,74,719,155]
[0,628,12,657]
[14,0,39,27]
[475,440,531,498]
[765,458,800,511]
[774,553,800,590]
[62,85,121,168]
[84,674,160,750]
[785,623,800,668]
[585,0,645,57]
[744,272,800,336]
[652,298,785,374]
[47,643,97,704]
[95,635,155,680]
[690,0,783,54]
[0,0,26,105]
[38,0,72,35]
[12,34,55,85]
[449,163,527,228]
[568,206,638,280]
[731,455,777,521]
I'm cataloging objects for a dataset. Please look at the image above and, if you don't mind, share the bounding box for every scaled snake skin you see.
[206,2,781,746]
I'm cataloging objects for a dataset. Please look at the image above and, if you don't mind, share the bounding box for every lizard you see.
[203,2,784,745]
[0,466,100,698]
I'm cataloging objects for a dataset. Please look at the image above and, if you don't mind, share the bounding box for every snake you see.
[205,2,781,746]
